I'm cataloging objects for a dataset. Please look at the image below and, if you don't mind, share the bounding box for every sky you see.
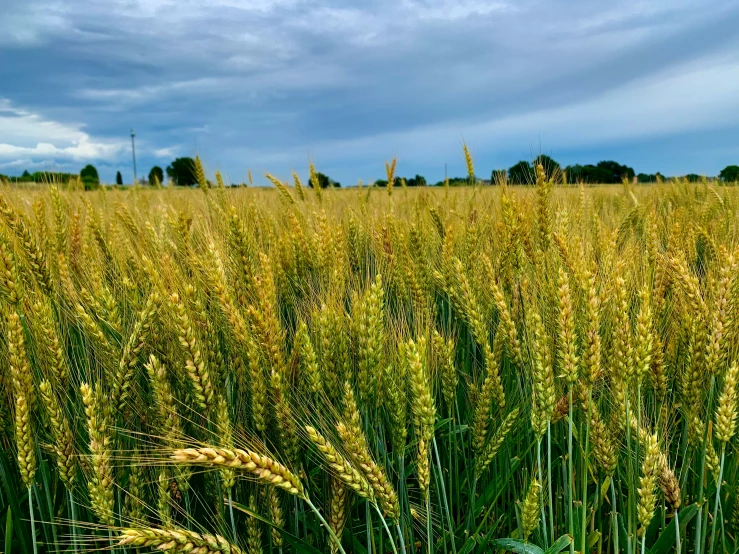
[2,0,739,185]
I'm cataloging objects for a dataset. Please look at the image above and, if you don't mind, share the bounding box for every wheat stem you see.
[373,502,398,554]
[675,510,681,554]
[433,437,457,554]
[304,497,348,554]
[567,389,574,554]
[28,485,37,554]
[537,439,548,548]
[611,477,620,554]
[695,376,716,554]
[707,446,725,554]
[547,420,554,545]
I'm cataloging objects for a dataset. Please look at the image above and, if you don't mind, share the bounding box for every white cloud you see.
[154,146,178,158]
[401,0,514,21]
[0,99,125,162]
[0,159,33,170]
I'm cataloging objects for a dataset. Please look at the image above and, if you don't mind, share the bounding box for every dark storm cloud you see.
[2,0,739,183]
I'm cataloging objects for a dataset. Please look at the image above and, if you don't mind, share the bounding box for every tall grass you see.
[0,173,737,554]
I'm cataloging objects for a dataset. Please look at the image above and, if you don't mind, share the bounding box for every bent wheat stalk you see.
[173,445,347,554]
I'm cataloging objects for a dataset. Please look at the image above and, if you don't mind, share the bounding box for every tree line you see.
[3,156,739,187]
[388,157,739,186]
[486,157,739,185]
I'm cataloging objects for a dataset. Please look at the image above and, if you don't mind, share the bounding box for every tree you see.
[80,164,100,190]
[116,171,123,185]
[565,164,613,184]
[508,161,532,184]
[535,155,561,180]
[149,166,164,186]
[309,172,340,188]
[166,157,197,186]
[684,173,702,183]
[719,165,739,182]
[491,169,507,184]
[80,164,99,182]
[637,173,664,183]
[596,160,635,183]
[17,170,35,182]
[407,174,427,187]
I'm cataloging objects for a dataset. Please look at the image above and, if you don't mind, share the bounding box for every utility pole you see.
[130,128,138,185]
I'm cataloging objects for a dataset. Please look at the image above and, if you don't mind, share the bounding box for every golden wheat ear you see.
[171,446,305,498]
[117,527,244,554]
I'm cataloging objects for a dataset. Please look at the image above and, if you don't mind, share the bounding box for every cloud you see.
[2,0,739,182]
[154,146,178,158]
[0,99,125,166]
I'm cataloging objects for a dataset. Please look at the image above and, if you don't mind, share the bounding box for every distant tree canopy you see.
[376,175,427,187]
[719,165,739,182]
[564,164,613,184]
[637,172,664,183]
[149,166,164,186]
[536,155,561,179]
[684,173,702,183]
[116,171,123,185]
[430,177,475,186]
[166,157,197,186]
[508,161,533,184]
[309,172,340,188]
[595,160,635,183]
[406,174,427,187]
[507,155,561,184]
[0,170,77,183]
[491,169,507,184]
[80,164,99,182]
[80,164,100,190]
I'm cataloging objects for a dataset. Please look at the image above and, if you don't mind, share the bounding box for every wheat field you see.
[0,161,737,554]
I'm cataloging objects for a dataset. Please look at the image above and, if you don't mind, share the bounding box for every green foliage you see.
[719,165,739,182]
[595,160,635,183]
[166,157,197,186]
[637,172,664,183]
[508,161,533,184]
[377,175,426,187]
[0,170,77,184]
[80,164,99,183]
[308,172,340,188]
[432,177,469,186]
[565,164,614,184]
[116,171,123,185]
[80,164,100,190]
[148,166,164,185]
[491,169,507,184]
[535,155,560,180]
[508,155,560,184]
[406,174,427,187]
